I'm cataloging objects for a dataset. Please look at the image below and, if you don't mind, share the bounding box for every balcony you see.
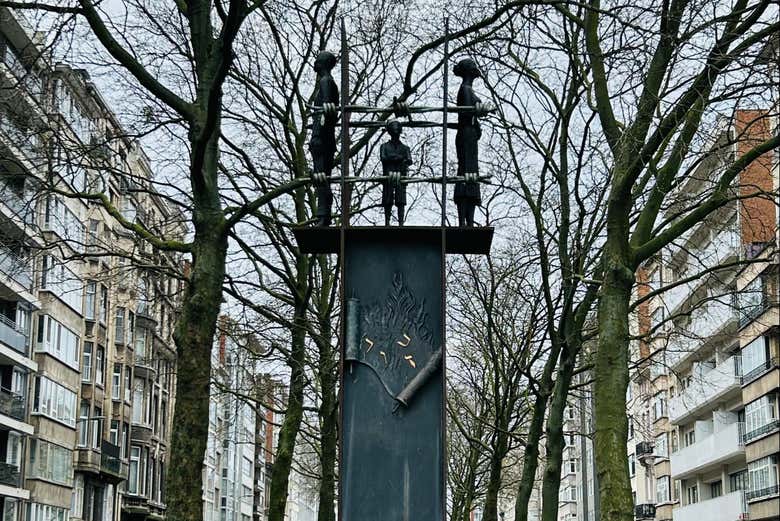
[635,504,656,519]
[0,241,32,290]
[672,491,747,521]
[0,313,26,354]
[744,419,780,444]
[0,462,20,487]
[743,356,780,385]
[747,484,779,501]
[670,422,745,479]
[0,387,25,421]
[100,440,126,482]
[669,356,741,424]
[635,441,655,464]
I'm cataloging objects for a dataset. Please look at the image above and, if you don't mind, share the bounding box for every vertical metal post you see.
[441,18,450,228]
[340,18,351,227]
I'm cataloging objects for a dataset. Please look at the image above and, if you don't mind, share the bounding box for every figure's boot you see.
[384,206,392,226]
[457,202,466,227]
[397,206,405,226]
[466,204,476,227]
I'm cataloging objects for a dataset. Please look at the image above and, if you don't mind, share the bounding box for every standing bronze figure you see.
[309,51,339,226]
[453,58,490,227]
[380,120,413,226]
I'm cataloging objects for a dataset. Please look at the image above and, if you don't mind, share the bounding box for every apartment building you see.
[629,110,779,521]
[203,320,260,521]
[0,8,183,521]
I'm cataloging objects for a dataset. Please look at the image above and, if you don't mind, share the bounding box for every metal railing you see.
[0,462,20,487]
[634,504,656,519]
[0,387,25,420]
[100,439,123,476]
[746,484,779,501]
[0,313,26,354]
[635,441,655,458]
[0,241,32,289]
[742,357,780,385]
[743,419,780,443]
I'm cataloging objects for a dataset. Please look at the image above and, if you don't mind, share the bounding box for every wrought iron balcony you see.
[100,439,123,477]
[0,462,21,487]
[0,387,26,420]
[634,503,656,519]
[635,441,655,462]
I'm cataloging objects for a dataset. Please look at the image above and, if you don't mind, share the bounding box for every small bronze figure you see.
[379,119,413,226]
[453,58,491,227]
[309,51,339,226]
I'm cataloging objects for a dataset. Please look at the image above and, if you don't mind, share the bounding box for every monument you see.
[294,25,495,521]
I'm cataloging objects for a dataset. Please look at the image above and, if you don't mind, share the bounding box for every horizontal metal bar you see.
[309,104,496,114]
[313,175,491,185]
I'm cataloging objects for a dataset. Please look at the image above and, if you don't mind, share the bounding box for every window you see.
[744,395,777,441]
[41,256,83,313]
[122,422,130,458]
[95,345,105,386]
[653,391,667,421]
[85,282,96,320]
[91,406,102,449]
[35,315,80,370]
[628,417,635,439]
[655,433,669,458]
[71,475,84,518]
[651,307,664,329]
[87,219,99,251]
[730,469,748,492]
[132,378,145,424]
[629,454,636,477]
[124,367,132,402]
[129,446,140,494]
[77,401,89,447]
[747,455,779,500]
[656,476,671,503]
[115,307,126,344]
[28,439,73,485]
[110,419,120,445]
[29,502,68,521]
[112,363,122,400]
[710,480,722,498]
[82,342,93,382]
[43,195,84,250]
[99,285,108,324]
[684,429,696,447]
[686,484,698,504]
[569,458,577,473]
[738,276,766,325]
[127,311,135,346]
[742,336,770,380]
[134,326,147,360]
[33,376,77,427]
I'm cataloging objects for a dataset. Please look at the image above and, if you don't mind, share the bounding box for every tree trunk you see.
[482,432,508,521]
[316,295,337,521]
[168,133,228,521]
[267,254,310,521]
[541,344,578,521]
[514,346,561,521]
[593,241,634,521]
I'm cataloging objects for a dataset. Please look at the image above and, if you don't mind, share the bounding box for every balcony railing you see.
[634,504,656,519]
[669,356,742,423]
[0,241,32,290]
[0,387,25,420]
[100,439,122,476]
[672,491,747,521]
[0,462,20,487]
[744,419,780,443]
[746,484,779,501]
[742,356,780,385]
[670,422,745,478]
[635,441,655,461]
[0,313,26,354]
